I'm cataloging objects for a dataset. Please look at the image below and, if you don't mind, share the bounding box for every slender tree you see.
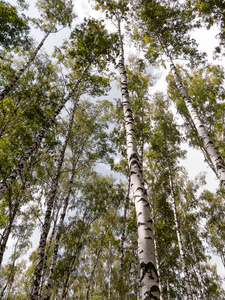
[134,0,225,187]
[0,0,74,102]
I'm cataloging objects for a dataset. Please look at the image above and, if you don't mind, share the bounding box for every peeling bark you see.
[117,17,159,300]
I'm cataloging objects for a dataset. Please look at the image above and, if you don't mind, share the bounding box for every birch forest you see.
[1,0,225,299]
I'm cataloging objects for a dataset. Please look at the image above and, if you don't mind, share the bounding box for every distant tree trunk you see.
[168,169,193,300]
[0,66,89,201]
[0,199,18,267]
[117,16,159,300]
[0,167,31,267]
[0,25,55,103]
[182,211,207,300]
[108,239,112,300]
[86,237,104,300]
[166,277,171,300]
[29,97,79,300]
[61,232,85,300]
[150,186,164,300]
[119,177,130,300]
[164,46,225,188]
[43,146,79,300]
[38,203,60,300]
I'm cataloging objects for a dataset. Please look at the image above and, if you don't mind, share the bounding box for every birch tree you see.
[94,1,160,298]
[0,17,117,201]
[0,0,75,102]
[134,0,225,188]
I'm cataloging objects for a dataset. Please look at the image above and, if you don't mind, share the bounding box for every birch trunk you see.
[43,147,78,300]
[0,66,89,200]
[117,17,159,300]
[108,239,112,300]
[182,210,207,300]
[61,230,85,300]
[166,277,171,300]
[29,97,78,300]
[86,239,103,300]
[0,170,29,266]
[168,172,193,300]
[150,187,164,300]
[0,25,55,103]
[119,177,130,300]
[166,52,225,188]
[38,204,60,300]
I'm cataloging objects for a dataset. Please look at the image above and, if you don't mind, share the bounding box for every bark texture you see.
[0,25,55,103]
[0,66,89,200]
[29,97,79,300]
[43,145,78,300]
[168,171,193,300]
[119,177,130,300]
[117,17,159,300]
[168,56,225,188]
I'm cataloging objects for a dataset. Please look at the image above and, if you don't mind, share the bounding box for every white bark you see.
[86,245,102,300]
[119,177,130,300]
[150,188,164,300]
[168,55,225,188]
[182,211,207,300]
[0,66,89,201]
[43,144,79,300]
[117,17,159,300]
[29,97,79,300]
[166,277,171,300]
[108,239,112,300]
[168,172,193,300]
[38,204,60,300]
[0,25,55,103]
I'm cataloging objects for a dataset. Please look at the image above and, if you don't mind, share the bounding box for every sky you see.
[8,0,225,283]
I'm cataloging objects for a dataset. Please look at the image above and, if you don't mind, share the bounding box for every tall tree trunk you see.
[119,177,130,300]
[29,97,79,300]
[117,17,159,300]
[0,167,30,267]
[108,238,112,300]
[38,203,61,300]
[150,186,164,300]
[86,237,104,300]
[43,145,79,300]
[0,66,89,200]
[0,200,18,266]
[166,277,171,300]
[60,228,86,300]
[0,25,55,103]
[164,46,225,187]
[182,210,207,300]
[168,170,193,300]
